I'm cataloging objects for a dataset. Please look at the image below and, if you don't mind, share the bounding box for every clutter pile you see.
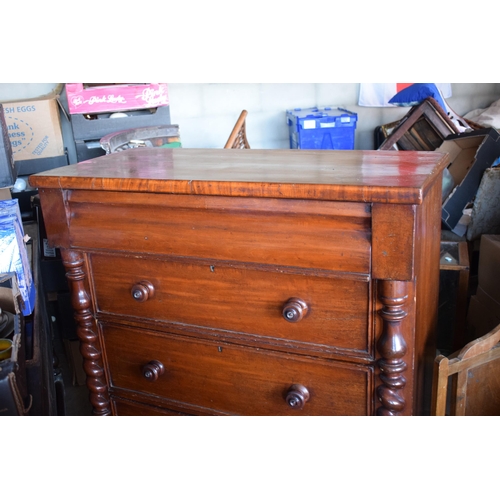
[377,83,500,241]
[0,271,30,415]
[378,84,500,348]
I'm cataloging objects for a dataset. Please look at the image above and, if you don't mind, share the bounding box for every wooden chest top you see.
[29,148,448,204]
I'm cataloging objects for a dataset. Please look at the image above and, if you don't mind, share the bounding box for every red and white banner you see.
[358,83,452,107]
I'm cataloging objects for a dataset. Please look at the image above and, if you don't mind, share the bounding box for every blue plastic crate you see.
[287,106,357,150]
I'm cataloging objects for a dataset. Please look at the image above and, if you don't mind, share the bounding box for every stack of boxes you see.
[1,86,69,222]
[0,88,60,414]
[61,83,172,162]
[0,178,33,414]
[0,273,29,415]
[0,198,35,316]
[440,128,500,237]
[0,98,36,318]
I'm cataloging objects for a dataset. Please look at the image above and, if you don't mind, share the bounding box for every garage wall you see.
[168,83,500,150]
[1,83,500,153]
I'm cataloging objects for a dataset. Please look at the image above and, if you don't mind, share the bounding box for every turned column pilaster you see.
[376,280,409,416]
[61,249,111,416]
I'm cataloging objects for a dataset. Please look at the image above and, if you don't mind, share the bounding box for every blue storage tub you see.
[287,106,357,150]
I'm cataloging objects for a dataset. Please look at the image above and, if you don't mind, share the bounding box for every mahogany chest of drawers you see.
[30,148,448,416]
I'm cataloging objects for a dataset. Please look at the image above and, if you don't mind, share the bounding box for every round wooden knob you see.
[282,298,309,323]
[131,281,155,302]
[285,384,310,409]
[142,360,165,382]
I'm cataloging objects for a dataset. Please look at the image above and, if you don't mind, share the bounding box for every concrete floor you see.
[52,325,93,416]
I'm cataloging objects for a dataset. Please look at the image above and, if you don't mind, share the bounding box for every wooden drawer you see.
[102,324,373,416]
[111,397,190,416]
[68,192,372,273]
[91,254,371,354]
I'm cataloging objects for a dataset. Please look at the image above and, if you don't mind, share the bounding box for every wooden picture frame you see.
[379,97,461,151]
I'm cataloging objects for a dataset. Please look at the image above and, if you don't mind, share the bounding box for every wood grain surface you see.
[30,148,448,204]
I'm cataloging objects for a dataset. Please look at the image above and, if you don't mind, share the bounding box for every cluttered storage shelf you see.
[29,147,448,416]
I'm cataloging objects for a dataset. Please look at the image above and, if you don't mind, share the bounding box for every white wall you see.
[168,83,500,150]
[1,83,500,153]
[0,83,58,102]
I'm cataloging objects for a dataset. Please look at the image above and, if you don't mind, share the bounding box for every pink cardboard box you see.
[65,83,169,114]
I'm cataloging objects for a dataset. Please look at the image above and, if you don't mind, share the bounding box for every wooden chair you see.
[432,322,500,415]
[224,110,250,149]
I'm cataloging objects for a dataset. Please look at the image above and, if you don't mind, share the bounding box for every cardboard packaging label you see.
[2,97,64,162]
[65,83,169,114]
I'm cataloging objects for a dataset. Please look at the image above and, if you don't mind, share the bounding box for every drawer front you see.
[102,324,373,416]
[68,192,372,273]
[91,254,371,353]
[111,397,190,416]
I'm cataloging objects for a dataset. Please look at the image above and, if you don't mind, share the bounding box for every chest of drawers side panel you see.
[371,170,444,415]
[36,188,71,249]
[413,176,443,415]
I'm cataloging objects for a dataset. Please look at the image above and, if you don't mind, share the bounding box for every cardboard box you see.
[467,293,500,341]
[65,83,169,115]
[0,199,35,315]
[466,167,500,241]
[478,234,500,304]
[476,285,500,317]
[0,272,22,314]
[0,187,11,200]
[2,91,65,162]
[440,128,500,232]
[0,104,16,188]
[467,234,500,341]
